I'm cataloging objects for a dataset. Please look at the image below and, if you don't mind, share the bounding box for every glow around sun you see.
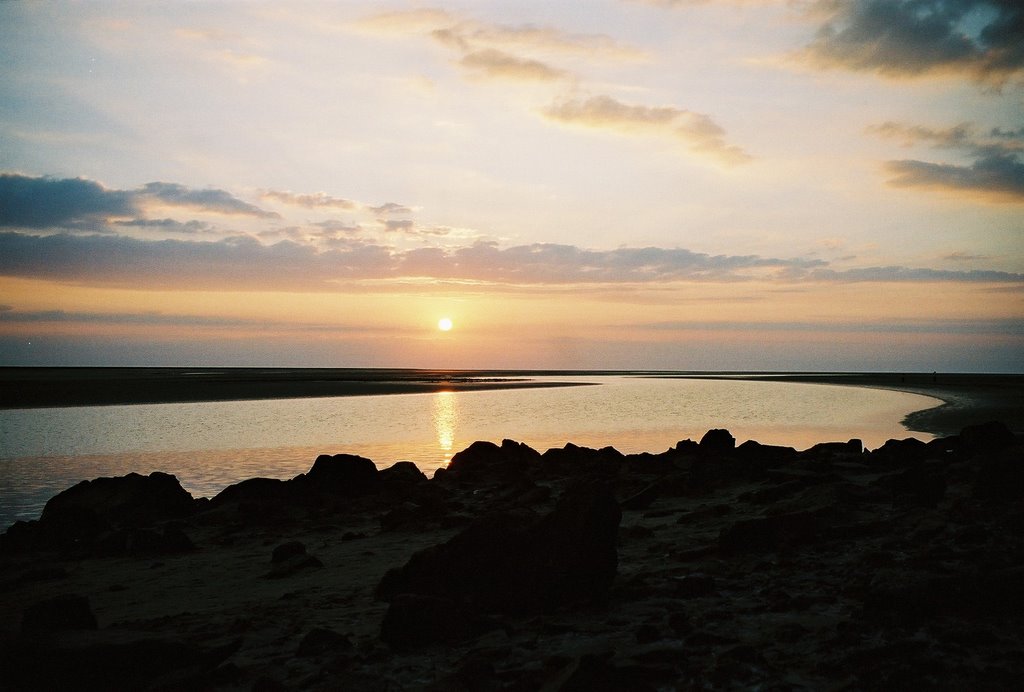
[438,317,453,332]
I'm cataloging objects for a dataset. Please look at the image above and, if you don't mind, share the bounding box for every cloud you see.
[140,182,278,217]
[800,0,1024,86]
[543,95,751,165]
[0,174,280,232]
[867,120,1024,201]
[261,189,358,210]
[459,48,568,81]
[4,231,1018,292]
[113,218,211,233]
[357,7,640,85]
[0,174,136,229]
[369,202,413,216]
[883,153,1024,201]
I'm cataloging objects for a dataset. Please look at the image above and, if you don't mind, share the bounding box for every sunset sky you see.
[1,0,1022,371]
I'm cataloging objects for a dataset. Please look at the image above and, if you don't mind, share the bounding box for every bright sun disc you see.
[438,317,453,331]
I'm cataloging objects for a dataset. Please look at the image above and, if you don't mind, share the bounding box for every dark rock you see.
[12,566,69,585]
[699,429,735,455]
[265,552,323,579]
[735,440,798,466]
[806,439,862,457]
[672,573,716,598]
[446,439,539,483]
[379,460,428,485]
[960,421,1017,454]
[892,464,947,507]
[303,453,380,494]
[377,483,621,614]
[21,594,97,634]
[974,446,1024,501]
[872,437,929,465]
[1,634,239,691]
[270,540,304,563]
[619,481,661,510]
[42,472,194,530]
[379,594,476,651]
[210,477,293,507]
[540,443,624,478]
[718,509,831,554]
[296,627,352,657]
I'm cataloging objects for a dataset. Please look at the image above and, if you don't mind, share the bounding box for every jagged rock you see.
[377,483,621,615]
[446,439,540,483]
[540,443,624,478]
[21,594,98,634]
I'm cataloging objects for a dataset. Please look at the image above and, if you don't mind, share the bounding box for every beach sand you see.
[2,422,1022,690]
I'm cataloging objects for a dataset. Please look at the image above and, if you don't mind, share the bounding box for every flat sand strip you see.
[0,367,594,409]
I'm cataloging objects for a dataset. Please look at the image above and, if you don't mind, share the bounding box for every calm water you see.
[0,376,940,526]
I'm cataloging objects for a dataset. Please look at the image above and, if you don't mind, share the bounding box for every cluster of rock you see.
[1,421,1022,690]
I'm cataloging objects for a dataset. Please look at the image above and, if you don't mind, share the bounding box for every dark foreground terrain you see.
[2,422,1022,690]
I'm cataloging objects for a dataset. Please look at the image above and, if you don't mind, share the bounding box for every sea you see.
[0,374,941,527]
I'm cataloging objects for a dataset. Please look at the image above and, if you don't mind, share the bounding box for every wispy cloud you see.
[261,189,358,210]
[868,120,1024,202]
[543,94,752,165]
[140,182,278,217]
[458,48,568,81]
[798,0,1024,87]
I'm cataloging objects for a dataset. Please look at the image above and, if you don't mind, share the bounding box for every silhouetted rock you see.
[379,460,428,485]
[42,472,195,529]
[377,483,621,615]
[892,463,947,507]
[806,439,862,457]
[540,443,624,478]
[21,594,97,634]
[699,429,735,455]
[446,439,540,483]
[303,453,380,495]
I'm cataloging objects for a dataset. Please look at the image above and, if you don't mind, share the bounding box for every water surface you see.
[0,376,939,526]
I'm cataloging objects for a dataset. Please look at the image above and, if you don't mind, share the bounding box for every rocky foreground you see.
[2,423,1023,690]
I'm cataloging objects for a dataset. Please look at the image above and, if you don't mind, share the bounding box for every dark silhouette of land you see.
[2,423,1022,689]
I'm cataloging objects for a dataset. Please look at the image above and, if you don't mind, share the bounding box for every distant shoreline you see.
[651,372,1024,439]
[1,368,1020,439]
[0,367,596,410]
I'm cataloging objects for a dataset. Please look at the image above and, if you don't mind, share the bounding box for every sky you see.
[0,0,1022,371]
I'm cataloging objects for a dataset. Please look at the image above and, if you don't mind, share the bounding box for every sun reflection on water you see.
[432,391,458,465]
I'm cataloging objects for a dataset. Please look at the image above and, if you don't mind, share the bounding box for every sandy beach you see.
[2,420,1022,690]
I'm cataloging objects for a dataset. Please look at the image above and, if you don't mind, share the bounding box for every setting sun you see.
[438,317,453,332]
